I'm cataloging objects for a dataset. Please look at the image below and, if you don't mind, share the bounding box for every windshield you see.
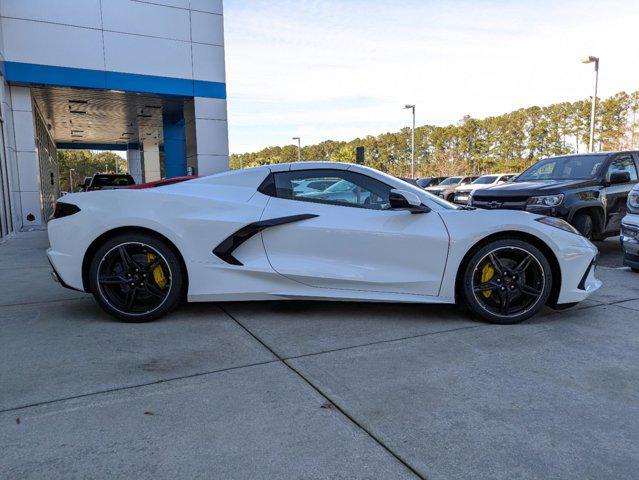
[517,155,605,181]
[473,175,498,184]
[440,176,461,186]
[416,178,434,187]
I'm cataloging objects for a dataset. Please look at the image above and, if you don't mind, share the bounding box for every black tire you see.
[88,232,184,322]
[446,193,455,202]
[461,238,553,324]
[632,268,639,273]
[572,213,593,240]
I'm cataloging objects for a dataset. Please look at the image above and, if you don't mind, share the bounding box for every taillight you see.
[52,202,81,219]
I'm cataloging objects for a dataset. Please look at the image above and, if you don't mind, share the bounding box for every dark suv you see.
[470,151,639,239]
[81,174,136,191]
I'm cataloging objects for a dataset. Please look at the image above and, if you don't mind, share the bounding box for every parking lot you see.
[1,231,638,479]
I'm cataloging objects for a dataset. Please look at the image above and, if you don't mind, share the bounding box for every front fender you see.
[436,209,598,303]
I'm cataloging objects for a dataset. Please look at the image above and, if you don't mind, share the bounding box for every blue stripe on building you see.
[4,62,226,99]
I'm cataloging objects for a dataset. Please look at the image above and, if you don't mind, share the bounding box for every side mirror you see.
[389,189,431,214]
[609,171,631,185]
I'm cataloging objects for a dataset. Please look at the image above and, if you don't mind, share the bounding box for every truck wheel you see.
[572,213,593,240]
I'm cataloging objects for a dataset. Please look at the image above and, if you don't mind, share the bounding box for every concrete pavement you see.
[1,231,638,479]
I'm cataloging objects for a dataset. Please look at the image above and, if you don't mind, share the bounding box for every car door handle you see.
[213,214,319,266]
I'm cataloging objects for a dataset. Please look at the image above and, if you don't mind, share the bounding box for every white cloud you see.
[224,0,639,153]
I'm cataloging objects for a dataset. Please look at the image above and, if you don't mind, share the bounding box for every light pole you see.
[404,105,416,178]
[69,168,75,193]
[581,56,599,152]
[292,137,301,162]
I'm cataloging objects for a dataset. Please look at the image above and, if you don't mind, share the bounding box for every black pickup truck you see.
[470,151,639,239]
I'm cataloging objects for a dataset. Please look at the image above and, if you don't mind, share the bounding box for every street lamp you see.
[69,168,75,193]
[292,137,301,162]
[581,56,599,152]
[404,105,416,178]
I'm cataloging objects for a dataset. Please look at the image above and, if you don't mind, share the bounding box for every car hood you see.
[473,179,599,197]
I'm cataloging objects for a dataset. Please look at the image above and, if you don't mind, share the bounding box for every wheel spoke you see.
[118,246,135,270]
[474,281,500,293]
[143,258,162,272]
[145,283,167,299]
[99,274,129,285]
[499,291,511,315]
[520,284,542,297]
[515,254,533,274]
[125,289,137,309]
[488,253,505,274]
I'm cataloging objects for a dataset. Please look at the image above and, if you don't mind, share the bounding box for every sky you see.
[223,0,639,154]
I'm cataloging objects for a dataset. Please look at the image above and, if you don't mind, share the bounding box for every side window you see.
[273,169,392,210]
[607,155,638,182]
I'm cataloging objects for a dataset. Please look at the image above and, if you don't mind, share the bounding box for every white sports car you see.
[47,162,601,324]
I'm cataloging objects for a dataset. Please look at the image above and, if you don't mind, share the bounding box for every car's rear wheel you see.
[88,233,184,322]
[572,213,593,240]
[461,238,553,324]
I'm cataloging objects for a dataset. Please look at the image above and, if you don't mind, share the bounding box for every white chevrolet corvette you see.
[47,162,601,324]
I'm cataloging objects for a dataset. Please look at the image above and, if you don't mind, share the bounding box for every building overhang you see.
[4,62,226,99]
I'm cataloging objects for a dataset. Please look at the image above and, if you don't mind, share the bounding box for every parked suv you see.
[416,176,446,188]
[424,176,478,202]
[470,151,639,239]
[81,173,136,191]
[621,184,639,271]
[454,173,517,205]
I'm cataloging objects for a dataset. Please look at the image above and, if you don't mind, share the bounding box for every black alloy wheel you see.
[89,233,184,322]
[462,239,553,324]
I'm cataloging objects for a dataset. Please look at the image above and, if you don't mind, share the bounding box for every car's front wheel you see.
[461,238,553,324]
[572,213,593,240]
[88,232,185,322]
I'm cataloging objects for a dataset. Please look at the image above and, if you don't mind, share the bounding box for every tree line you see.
[230,91,639,177]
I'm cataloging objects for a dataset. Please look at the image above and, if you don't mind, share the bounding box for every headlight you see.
[535,216,581,235]
[629,192,639,209]
[527,194,564,207]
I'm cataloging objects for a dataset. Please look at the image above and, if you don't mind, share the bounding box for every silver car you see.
[453,173,517,205]
[621,184,639,272]
[424,176,477,202]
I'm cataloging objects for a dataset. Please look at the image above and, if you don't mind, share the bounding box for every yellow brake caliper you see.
[147,253,168,289]
[481,263,496,298]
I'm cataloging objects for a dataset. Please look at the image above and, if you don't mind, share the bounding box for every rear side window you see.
[273,169,393,210]
[607,155,638,182]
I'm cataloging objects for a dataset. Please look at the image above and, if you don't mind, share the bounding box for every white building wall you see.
[0,76,20,236]
[127,146,143,185]
[10,86,41,228]
[0,0,229,230]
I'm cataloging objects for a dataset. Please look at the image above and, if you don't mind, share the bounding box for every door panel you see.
[261,196,450,296]
[603,154,638,232]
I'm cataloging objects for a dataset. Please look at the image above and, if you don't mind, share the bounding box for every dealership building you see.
[0,0,229,238]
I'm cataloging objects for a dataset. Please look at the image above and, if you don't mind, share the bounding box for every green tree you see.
[231,91,639,177]
[58,150,126,192]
